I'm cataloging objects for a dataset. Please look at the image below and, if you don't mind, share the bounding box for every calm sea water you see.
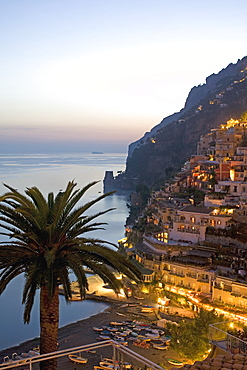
[0,152,129,350]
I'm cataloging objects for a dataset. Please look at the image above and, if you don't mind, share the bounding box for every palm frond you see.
[0,180,141,333]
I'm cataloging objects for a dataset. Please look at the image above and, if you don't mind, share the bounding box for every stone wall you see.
[205,234,247,250]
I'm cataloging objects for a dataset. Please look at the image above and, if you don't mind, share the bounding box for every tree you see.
[0,181,141,370]
[169,309,224,361]
[135,183,150,206]
[240,111,247,122]
[170,321,209,361]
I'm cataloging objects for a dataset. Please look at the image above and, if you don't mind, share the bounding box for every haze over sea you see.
[0,152,129,350]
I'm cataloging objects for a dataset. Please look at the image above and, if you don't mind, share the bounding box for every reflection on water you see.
[0,152,129,350]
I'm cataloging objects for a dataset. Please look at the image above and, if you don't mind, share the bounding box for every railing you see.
[0,340,166,370]
[197,278,209,283]
[209,321,247,355]
[186,273,197,279]
[177,228,200,235]
[169,271,185,277]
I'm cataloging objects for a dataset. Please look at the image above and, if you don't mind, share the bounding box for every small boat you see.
[110,321,123,326]
[160,335,171,343]
[107,327,118,332]
[12,353,23,361]
[150,340,165,345]
[3,356,13,363]
[167,359,183,366]
[145,333,160,339]
[93,327,104,332]
[131,331,139,337]
[68,354,88,364]
[101,330,111,335]
[141,305,156,312]
[20,352,31,359]
[97,335,111,340]
[137,336,151,342]
[153,344,168,350]
[99,361,119,369]
[115,339,128,346]
[100,358,131,369]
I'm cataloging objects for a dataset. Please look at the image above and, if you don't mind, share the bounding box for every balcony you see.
[209,321,247,355]
[177,228,200,235]
[169,271,185,277]
[186,273,197,279]
[0,340,165,370]
[175,219,208,226]
[197,278,209,283]
[223,286,232,292]
[214,283,232,292]
[231,292,241,297]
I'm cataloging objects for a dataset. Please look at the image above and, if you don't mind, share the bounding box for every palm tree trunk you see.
[40,285,59,370]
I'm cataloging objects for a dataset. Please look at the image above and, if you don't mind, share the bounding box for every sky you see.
[1,0,247,154]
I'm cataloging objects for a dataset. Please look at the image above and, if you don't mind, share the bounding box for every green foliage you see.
[0,181,141,364]
[135,183,150,206]
[169,309,224,361]
[173,187,205,202]
[170,321,209,361]
[240,110,247,122]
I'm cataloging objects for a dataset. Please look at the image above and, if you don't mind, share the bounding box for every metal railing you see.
[209,321,247,355]
[0,340,166,370]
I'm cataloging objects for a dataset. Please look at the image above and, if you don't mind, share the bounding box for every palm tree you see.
[0,181,141,370]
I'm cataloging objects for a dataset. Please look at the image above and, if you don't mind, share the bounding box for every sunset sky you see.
[1,0,247,153]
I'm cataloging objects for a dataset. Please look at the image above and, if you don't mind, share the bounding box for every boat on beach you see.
[97,335,111,340]
[110,321,124,326]
[99,358,132,369]
[68,354,88,364]
[3,356,13,363]
[153,344,168,350]
[141,305,156,312]
[93,326,104,331]
[167,358,183,366]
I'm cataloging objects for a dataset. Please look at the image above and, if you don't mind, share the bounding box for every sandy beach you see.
[0,297,191,370]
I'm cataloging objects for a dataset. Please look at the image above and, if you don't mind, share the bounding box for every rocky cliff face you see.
[128,57,247,159]
[109,56,247,190]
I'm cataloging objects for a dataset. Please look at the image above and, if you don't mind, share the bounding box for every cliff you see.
[107,56,247,190]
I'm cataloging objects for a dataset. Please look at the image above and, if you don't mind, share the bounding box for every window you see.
[190,217,195,223]
[217,220,221,225]
[234,186,237,192]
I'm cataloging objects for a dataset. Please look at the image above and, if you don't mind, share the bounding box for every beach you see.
[0,297,190,369]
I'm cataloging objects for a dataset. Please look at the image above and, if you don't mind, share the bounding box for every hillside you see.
[108,56,247,190]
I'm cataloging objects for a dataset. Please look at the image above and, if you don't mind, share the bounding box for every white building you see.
[169,205,232,243]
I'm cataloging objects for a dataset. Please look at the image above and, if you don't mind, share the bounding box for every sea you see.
[0,152,130,350]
